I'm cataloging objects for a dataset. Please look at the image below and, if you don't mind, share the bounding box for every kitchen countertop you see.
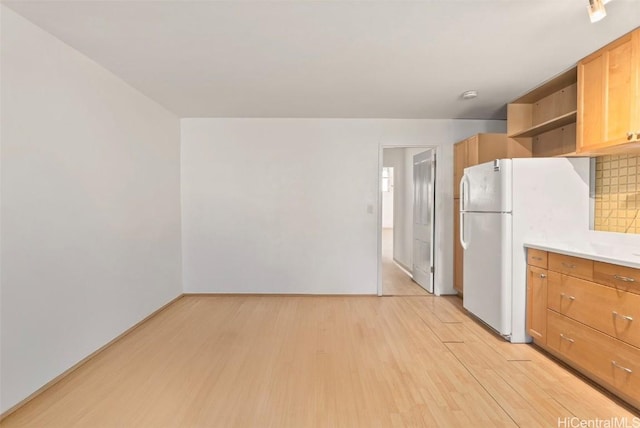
[524,240,640,269]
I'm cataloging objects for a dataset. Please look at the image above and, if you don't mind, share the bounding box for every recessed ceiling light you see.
[461,90,478,100]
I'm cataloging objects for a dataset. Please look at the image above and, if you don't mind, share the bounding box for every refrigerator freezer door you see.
[462,211,512,337]
[461,159,512,213]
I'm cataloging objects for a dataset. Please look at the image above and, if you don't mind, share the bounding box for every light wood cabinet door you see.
[453,141,466,198]
[465,135,479,166]
[527,265,548,344]
[453,198,463,294]
[577,29,640,153]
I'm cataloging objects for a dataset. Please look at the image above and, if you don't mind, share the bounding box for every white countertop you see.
[524,232,640,269]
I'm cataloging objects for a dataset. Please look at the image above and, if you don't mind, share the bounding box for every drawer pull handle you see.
[532,256,543,261]
[560,293,575,301]
[612,311,633,322]
[613,274,636,283]
[560,334,575,343]
[539,273,547,279]
[562,262,576,269]
[612,361,633,374]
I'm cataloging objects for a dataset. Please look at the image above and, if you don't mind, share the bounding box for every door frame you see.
[377,144,438,296]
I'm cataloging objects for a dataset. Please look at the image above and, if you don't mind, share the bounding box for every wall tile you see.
[595,154,640,234]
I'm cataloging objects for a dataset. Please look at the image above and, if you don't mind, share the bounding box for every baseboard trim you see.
[0,293,185,422]
[392,258,413,277]
[183,293,378,297]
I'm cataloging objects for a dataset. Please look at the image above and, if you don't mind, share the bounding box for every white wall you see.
[0,7,182,413]
[451,119,506,141]
[181,118,505,296]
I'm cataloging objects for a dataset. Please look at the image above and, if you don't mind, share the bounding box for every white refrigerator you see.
[459,158,591,343]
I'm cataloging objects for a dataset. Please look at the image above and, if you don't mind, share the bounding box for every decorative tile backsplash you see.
[594,154,640,234]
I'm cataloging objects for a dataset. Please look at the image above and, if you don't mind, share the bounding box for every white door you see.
[412,150,435,293]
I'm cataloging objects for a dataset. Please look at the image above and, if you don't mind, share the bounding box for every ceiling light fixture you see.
[588,0,607,23]
[461,90,478,100]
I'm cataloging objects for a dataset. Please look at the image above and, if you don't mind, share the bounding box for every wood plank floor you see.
[2,295,637,427]
[382,228,429,296]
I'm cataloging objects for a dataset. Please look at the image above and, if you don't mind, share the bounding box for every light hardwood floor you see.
[382,228,429,296]
[2,295,637,427]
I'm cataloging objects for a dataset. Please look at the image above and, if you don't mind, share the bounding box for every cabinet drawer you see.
[548,253,593,280]
[547,310,639,406]
[593,261,640,296]
[527,249,548,269]
[548,275,640,348]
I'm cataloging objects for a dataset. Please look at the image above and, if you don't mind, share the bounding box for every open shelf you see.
[507,66,578,157]
[508,110,577,138]
[511,68,577,104]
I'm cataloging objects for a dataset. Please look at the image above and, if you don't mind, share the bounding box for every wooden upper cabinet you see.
[453,141,467,199]
[577,29,640,154]
[465,135,479,166]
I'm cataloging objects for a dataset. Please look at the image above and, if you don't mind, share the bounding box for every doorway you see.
[379,147,436,296]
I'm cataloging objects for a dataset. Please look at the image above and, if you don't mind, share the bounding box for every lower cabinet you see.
[547,273,640,348]
[547,310,639,407]
[526,266,548,344]
[527,248,640,410]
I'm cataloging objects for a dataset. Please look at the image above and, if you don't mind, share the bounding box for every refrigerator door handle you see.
[460,174,470,212]
[460,211,469,250]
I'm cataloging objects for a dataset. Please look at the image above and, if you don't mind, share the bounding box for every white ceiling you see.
[4,0,640,119]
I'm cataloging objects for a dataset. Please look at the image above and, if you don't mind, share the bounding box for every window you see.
[382,167,393,192]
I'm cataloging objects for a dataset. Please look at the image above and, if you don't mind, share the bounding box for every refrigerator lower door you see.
[462,211,512,338]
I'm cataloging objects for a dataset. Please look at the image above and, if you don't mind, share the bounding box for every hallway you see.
[381,228,429,296]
